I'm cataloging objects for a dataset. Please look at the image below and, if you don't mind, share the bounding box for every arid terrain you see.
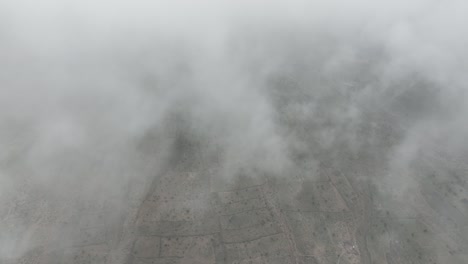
[3,78,468,264]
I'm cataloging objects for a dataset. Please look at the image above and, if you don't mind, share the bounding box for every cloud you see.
[1,0,468,262]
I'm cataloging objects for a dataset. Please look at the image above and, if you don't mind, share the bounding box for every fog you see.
[1,0,468,263]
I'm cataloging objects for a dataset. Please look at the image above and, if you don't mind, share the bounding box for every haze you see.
[1,1,468,263]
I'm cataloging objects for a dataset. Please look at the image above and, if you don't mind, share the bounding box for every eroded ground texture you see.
[3,69,468,264]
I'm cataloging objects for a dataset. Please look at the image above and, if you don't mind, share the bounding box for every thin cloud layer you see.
[1,0,467,262]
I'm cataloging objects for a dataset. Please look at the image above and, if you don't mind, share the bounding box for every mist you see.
[1,0,468,263]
